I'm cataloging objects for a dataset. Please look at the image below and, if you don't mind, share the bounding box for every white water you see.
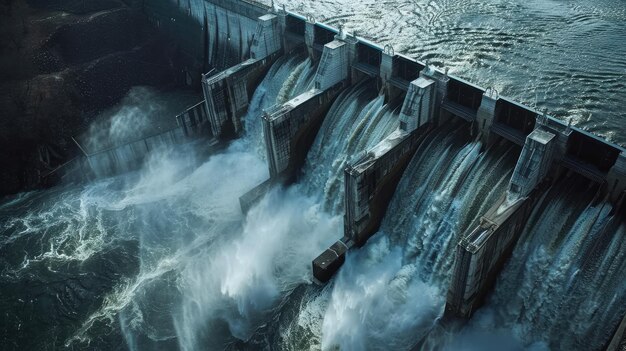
[3,15,625,347]
[169,75,402,350]
[0,53,320,350]
[442,178,626,351]
[320,128,515,351]
[253,126,516,351]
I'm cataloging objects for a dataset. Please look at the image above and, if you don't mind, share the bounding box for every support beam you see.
[304,16,316,60]
[607,153,626,202]
[250,14,283,60]
[508,129,556,199]
[399,77,436,132]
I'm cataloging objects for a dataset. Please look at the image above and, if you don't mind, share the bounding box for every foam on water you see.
[440,177,626,350]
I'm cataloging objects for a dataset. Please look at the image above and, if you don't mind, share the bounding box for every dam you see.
[2,0,625,350]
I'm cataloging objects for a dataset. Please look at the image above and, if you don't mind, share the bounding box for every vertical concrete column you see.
[399,77,436,132]
[250,14,282,60]
[277,5,299,54]
[508,128,556,199]
[202,72,231,137]
[607,153,626,202]
[314,40,349,90]
[476,88,499,146]
[420,65,449,124]
[305,15,316,59]
[380,45,394,96]
[345,32,359,83]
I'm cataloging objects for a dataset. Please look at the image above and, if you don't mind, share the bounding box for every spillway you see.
[2,1,626,350]
[438,177,626,350]
[238,124,518,350]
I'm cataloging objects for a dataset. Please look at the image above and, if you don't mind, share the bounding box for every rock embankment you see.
[0,0,190,196]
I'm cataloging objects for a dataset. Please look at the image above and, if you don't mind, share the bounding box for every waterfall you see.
[447,176,626,350]
[241,54,317,157]
[240,125,517,351]
[301,81,400,212]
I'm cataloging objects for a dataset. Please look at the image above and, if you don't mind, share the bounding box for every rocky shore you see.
[0,0,194,196]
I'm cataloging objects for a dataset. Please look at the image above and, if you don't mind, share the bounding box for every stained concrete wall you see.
[344,127,428,247]
[263,84,344,178]
[202,51,282,139]
[144,0,265,72]
[446,191,540,318]
[86,127,187,177]
[176,100,212,137]
[70,100,213,181]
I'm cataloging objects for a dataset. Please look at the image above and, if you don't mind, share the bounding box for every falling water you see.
[443,176,626,351]
[319,125,517,351]
[238,124,518,350]
[301,80,400,211]
[0,51,319,350]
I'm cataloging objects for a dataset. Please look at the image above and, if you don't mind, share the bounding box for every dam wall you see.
[313,76,438,282]
[135,0,626,321]
[139,0,625,198]
[264,39,352,178]
[202,13,284,139]
[42,100,215,184]
[445,128,557,318]
[86,100,216,178]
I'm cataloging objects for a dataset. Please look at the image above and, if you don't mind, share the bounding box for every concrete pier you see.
[312,76,437,282]
[137,0,626,330]
[202,13,284,139]
[445,191,541,318]
[345,77,436,247]
[446,128,556,318]
[265,40,350,178]
[238,38,352,212]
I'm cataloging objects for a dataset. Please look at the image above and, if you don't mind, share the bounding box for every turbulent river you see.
[1,1,625,350]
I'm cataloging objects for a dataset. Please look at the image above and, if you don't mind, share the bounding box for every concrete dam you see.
[22,0,626,349]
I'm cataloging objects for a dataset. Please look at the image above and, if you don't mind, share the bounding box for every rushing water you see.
[2,1,626,350]
[433,177,626,351]
[266,0,626,146]
[0,53,317,350]
[0,50,402,350]
[239,125,518,350]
